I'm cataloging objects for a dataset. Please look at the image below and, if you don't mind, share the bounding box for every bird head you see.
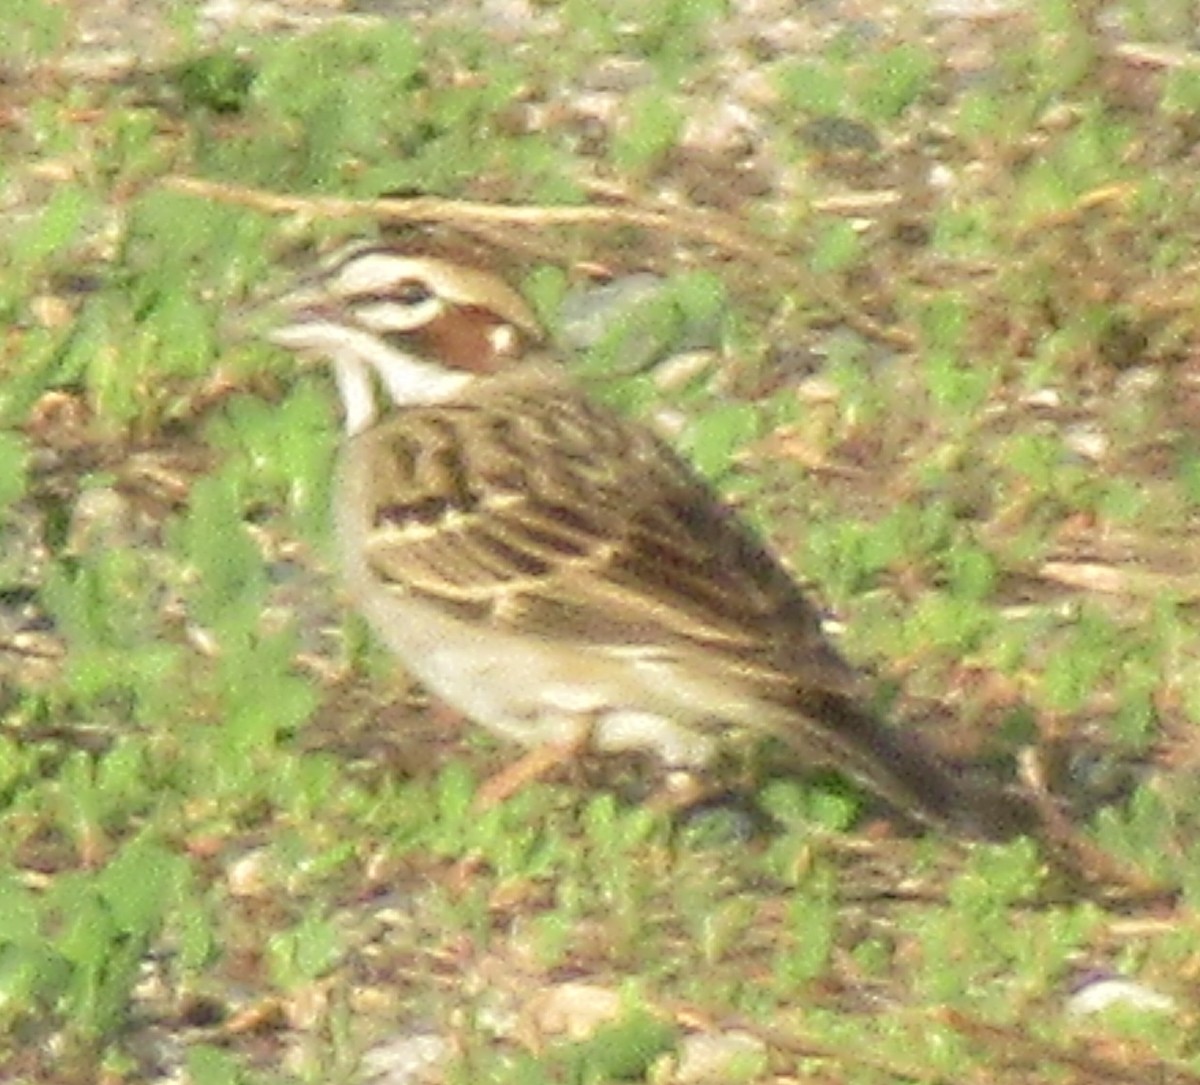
[267,246,543,434]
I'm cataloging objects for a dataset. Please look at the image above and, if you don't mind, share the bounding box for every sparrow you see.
[263,244,1036,838]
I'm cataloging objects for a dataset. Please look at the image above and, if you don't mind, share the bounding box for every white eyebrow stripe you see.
[333,252,423,295]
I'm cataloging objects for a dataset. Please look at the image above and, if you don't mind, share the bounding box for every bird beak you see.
[262,286,336,349]
[221,277,340,363]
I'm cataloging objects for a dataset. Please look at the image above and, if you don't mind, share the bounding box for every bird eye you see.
[394,279,436,307]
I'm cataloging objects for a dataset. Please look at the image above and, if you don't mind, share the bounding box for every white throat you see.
[269,320,472,436]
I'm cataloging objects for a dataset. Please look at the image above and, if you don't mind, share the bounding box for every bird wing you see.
[352,370,859,702]
[348,369,1039,838]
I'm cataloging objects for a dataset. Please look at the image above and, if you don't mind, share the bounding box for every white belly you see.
[353,580,728,767]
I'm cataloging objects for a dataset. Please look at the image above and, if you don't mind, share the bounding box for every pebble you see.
[1066,971,1177,1017]
[673,1030,768,1084]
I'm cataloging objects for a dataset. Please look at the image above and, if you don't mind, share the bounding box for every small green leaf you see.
[173,51,256,113]
[185,1044,244,1085]
[685,402,760,480]
[568,1007,676,1081]
[0,0,67,60]
[861,43,938,120]
[612,88,681,172]
[11,185,91,273]
[0,431,29,511]
[173,473,267,630]
[268,912,342,987]
[809,219,863,275]
[96,834,187,937]
[776,61,845,113]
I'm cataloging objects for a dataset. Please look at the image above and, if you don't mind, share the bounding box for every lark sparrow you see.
[264,245,1034,838]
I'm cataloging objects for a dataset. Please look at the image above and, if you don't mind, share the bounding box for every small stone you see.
[67,487,135,555]
[557,274,669,351]
[1021,388,1062,409]
[227,848,275,898]
[654,351,717,393]
[673,1031,768,1084]
[360,1032,453,1085]
[1066,971,1177,1017]
[526,982,622,1041]
[1063,424,1108,463]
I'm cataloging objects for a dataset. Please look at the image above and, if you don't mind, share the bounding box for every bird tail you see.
[788,688,1039,840]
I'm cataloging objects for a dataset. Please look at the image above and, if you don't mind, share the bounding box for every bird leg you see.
[473,714,596,808]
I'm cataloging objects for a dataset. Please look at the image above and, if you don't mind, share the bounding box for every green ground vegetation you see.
[2,1,1200,1081]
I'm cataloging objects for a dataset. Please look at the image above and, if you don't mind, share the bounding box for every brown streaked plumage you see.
[265,245,1035,837]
